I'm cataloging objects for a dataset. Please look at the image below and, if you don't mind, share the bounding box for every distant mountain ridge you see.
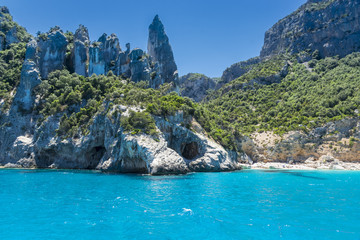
[220,0,360,85]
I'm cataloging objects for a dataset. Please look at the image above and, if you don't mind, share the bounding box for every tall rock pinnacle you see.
[148,15,178,88]
[73,25,90,76]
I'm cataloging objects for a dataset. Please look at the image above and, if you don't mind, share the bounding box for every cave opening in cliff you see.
[118,157,149,174]
[181,142,199,160]
[86,146,106,169]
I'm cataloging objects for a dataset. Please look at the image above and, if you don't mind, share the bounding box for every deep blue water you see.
[0,169,359,240]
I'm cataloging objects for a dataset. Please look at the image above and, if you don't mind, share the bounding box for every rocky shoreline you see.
[242,156,360,171]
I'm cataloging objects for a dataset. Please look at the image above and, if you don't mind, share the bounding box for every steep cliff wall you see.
[148,15,179,88]
[260,0,360,58]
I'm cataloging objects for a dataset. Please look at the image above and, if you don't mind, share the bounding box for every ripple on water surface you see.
[0,169,359,239]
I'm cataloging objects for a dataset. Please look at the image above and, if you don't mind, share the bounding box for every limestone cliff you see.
[1,99,241,174]
[220,57,260,86]
[73,25,89,76]
[148,15,179,88]
[179,73,216,102]
[260,0,360,58]
[38,29,68,79]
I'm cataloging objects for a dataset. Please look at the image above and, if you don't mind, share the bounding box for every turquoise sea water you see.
[0,169,359,240]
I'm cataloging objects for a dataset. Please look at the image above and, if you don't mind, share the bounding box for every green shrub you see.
[121,111,157,136]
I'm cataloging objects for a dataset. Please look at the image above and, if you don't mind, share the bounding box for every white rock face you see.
[0,102,241,174]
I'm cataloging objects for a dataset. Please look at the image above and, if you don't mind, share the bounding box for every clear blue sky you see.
[2,0,306,77]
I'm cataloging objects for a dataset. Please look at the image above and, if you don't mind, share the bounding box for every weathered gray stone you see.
[179,73,216,102]
[103,33,121,74]
[38,30,68,79]
[129,48,150,83]
[261,0,360,58]
[0,39,41,167]
[220,57,260,86]
[73,25,89,76]
[89,43,105,76]
[0,101,241,174]
[13,39,41,111]
[148,15,178,88]
[118,43,131,77]
[88,33,122,76]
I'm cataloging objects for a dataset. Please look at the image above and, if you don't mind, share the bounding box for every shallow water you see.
[0,169,359,239]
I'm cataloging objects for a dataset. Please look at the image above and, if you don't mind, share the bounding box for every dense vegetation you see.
[0,10,30,110]
[2,5,360,154]
[0,42,27,109]
[196,52,360,150]
[34,70,195,138]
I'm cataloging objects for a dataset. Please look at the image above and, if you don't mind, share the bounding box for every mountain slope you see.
[261,0,360,58]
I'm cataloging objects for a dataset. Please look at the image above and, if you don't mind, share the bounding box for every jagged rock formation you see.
[73,25,89,76]
[129,48,150,83]
[1,102,241,174]
[148,15,179,88]
[88,33,123,76]
[89,42,105,76]
[13,39,41,111]
[220,57,261,86]
[38,30,68,79]
[0,8,241,174]
[261,0,360,58]
[179,73,216,102]
[119,43,131,77]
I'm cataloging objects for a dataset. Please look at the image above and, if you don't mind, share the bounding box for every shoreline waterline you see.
[1,163,360,173]
[242,161,360,171]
